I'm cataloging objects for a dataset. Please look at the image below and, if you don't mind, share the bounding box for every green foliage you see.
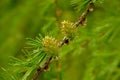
[0,67,16,80]
[0,0,120,80]
[71,0,103,12]
[71,0,90,12]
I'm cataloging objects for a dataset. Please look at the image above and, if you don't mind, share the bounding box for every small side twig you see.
[31,2,94,80]
[31,56,52,80]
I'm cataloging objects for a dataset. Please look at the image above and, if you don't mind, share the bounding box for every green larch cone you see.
[61,20,77,40]
[42,36,59,55]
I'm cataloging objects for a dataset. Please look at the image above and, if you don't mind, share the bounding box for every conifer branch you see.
[31,2,94,80]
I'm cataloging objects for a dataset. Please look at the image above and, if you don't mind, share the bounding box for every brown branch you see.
[31,2,94,80]
[31,56,52,80]
[73,3,94,28]
[58,36,69,47]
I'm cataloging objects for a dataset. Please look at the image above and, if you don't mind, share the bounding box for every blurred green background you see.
[0,0,120,80]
